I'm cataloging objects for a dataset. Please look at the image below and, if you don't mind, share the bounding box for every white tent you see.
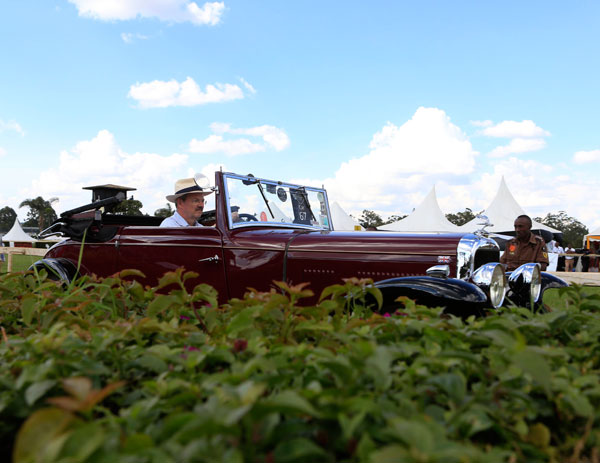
[266,202,292,223]
[330,201,363,231]
[1,219,35,246]
[459,177,560,235]
[379,186,462,233]
[583,226,600,249]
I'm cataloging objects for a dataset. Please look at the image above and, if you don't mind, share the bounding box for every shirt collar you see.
[173,211,199,227]
[526,232,538,245]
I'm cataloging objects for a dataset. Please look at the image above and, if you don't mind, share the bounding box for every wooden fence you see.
[1,247,47,273]
[550,271,600,286]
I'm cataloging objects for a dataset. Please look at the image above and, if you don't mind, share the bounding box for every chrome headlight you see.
[471,263,507,308]
[508,263,542,306]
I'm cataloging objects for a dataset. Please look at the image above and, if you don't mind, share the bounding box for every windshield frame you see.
[222,172,333,231]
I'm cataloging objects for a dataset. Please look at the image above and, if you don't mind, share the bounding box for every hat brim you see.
[166,190,213,203]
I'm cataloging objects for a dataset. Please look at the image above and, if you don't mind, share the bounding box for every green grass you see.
[0,254,42,274]
[543,285,600,309]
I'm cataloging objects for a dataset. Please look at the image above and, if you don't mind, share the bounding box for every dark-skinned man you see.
[500,214,549,271]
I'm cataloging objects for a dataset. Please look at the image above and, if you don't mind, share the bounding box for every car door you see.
[116,226,229,302]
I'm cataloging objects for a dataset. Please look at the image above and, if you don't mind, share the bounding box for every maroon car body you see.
[35,171,565,313]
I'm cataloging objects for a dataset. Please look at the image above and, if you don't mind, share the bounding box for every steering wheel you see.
[238,213,258,222]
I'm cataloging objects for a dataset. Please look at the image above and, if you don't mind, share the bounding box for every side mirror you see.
[242,174,258,185]
[193,173,212,191]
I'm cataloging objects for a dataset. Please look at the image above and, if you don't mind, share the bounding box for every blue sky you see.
[1,1,599,229]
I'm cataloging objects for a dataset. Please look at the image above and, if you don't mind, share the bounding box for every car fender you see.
[29,258,78,284]
[504,270,569,309]
[537,271,569,309]
[374,276,488,316]
[541,271,569,291]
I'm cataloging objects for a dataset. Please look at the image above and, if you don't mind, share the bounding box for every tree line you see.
[0,196,174,234]
[357,208,589,247]
[355,208,479,229]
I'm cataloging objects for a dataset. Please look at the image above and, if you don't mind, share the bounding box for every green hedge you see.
[1,269,599,462]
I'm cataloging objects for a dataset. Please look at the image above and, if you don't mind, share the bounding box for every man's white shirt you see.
[565,247,575,259]
[160,211,201,227]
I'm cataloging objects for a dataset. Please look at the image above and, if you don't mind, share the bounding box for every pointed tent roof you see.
[589,227,600,235]
[2,219,35,243]
[267,202,292,223]
[460,176,561,233]
[584,226,600,247]
[379,186,462,232]
[459,177,560,234]
[588,226,600,235]
[330,201,363,231]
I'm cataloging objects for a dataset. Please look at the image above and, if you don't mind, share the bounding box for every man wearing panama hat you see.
[160,174,213,227]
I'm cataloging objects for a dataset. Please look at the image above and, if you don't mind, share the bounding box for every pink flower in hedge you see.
[395,311,408,316]
[180,315,190,320]
[185,345,200,352]
[233,339,248,353]
[383,312,391,317]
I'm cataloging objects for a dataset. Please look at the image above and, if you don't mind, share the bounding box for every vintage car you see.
[35,171,567,315]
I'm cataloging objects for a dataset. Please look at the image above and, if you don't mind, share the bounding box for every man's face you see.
[177,194,206,222]
[514,217,531,241]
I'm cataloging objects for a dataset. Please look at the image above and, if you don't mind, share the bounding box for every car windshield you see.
[224,173,332,230]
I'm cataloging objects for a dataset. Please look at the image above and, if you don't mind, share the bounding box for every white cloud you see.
[573,149,600,164]
[0,147,6,157]
[128,77,245,108]
[299,107,479,215]
[189,123,290,155]
[185,1,225,25]
[364,108,477,175]
[28,130,189,214]
[242,126,290,151]
[239,77,256,94]
[488,137,547,158]
[470,120,493,127]
[288,108,599,230]
[0,119,25,136]
[481,120,550,138]
[478,120,550,158]
[121,32,149,43]
[210,122,290,151]
[209,122,231,134]
[69,0,225,26]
